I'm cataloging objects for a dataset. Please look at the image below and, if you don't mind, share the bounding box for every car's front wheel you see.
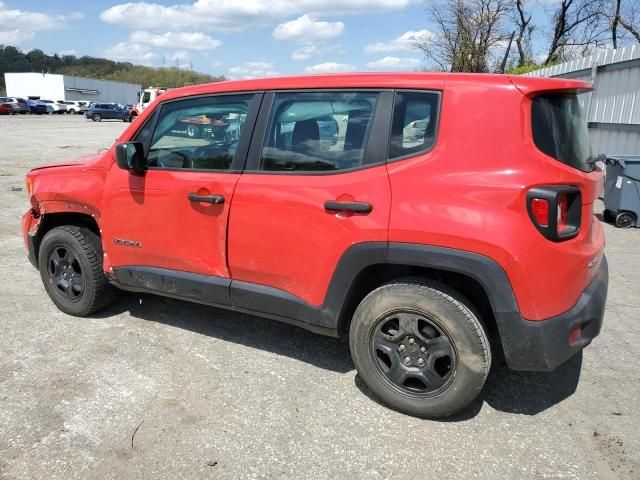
[38,226,115,316]
[92,113,101,122]
[349,280,491,418]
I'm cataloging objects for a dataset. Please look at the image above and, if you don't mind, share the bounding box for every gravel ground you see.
[0,114,638,479]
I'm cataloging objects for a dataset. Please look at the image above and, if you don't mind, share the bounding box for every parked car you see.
[85,103,130,122]
[65,101,88,114]
[38,99,67,114]
[55,100,71,113]
[26,99,48,115]
[0,97,30,114]
[0,100,12,114]
[22,73,608,418]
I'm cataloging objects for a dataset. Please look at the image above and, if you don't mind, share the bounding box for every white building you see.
[4,72,141,105]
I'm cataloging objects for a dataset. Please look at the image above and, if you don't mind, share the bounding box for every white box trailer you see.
[4,72,141,105]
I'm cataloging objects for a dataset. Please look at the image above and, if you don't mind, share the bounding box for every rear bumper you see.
[500,255,608,371]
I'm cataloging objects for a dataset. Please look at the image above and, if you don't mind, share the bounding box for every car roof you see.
[159,72,592,102]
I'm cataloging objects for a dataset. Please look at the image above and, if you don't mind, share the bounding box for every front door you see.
[101,92,261,303]
[228,90,393,312]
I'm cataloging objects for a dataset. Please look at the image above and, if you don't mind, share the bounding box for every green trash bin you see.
[603,156,640,228]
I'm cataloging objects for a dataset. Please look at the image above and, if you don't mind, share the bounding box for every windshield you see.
[142,91,151,103]
[531,93,593,172]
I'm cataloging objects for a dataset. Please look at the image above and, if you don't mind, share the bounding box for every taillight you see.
[530,198,549,227]
[527,186,581,241]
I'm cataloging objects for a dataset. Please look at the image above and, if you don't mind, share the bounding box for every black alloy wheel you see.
[371,311,456,396]
[46,245,85,302]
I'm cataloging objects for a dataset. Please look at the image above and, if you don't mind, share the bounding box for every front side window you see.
[260,92,379,172]
[389,91,440,159]
[146,94,254,170]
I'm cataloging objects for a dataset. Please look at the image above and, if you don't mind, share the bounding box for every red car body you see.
[22,73,607,375]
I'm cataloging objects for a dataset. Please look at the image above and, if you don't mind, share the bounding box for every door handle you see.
[324,200,373,214]
[188,193,225,204]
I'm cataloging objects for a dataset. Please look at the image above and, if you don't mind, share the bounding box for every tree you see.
[513,0,533,67]
[611,0,640,47]
[415,0,511,72]
[543,0,608,65]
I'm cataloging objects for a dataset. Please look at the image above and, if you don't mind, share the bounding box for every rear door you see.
[227,90,393,312]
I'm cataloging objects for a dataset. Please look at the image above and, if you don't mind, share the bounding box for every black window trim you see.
[129,91,264,174]
[243,88,394,176]
[387,89,443,164]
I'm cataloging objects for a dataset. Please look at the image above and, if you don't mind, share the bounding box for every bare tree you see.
[513,0,533,67]
[611,0,621,47]
[415,0,511,73]
[611,0,640,45]
[544,0,609,65]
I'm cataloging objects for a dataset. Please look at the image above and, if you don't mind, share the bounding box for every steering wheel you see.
[157,150,190,169]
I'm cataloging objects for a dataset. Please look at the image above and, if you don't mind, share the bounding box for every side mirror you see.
[115,142,146,174]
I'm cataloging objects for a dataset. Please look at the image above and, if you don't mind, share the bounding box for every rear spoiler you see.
[508,76,593,96]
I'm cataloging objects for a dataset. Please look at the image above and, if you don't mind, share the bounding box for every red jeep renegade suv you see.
[22,73,608,417]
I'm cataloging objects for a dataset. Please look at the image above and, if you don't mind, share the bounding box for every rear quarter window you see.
[531,93,594,172]
[389,91,440,160]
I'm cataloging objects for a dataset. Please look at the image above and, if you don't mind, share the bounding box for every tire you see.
[68,109,76,114]
[615,211,636,228]
[602,209,616,223]
[349,280,491,418]
[186,124,201,138]
[129,113,138,122]
[38,226,115,316]
[92,113,101,122]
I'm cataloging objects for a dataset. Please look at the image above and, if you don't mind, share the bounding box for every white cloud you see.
[129,31,221,51]
[228,61,279,79]
[100,0,415,32]
[0,28,32,44]
[105,42,158,66]
[273,15,344,42]
[366,56,421,69]
[0,1,83,45]
[292,44,320,61]
[304,62,355,74]
[365,29,431,54]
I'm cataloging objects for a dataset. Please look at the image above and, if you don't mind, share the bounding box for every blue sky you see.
[2,0,558,78]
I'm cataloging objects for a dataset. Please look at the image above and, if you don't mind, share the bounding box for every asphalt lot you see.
[0,114,639,479]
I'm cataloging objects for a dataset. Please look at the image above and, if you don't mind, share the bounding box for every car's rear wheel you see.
[38,226,115,316]
[92,113,101,122]
[615,211,636,228]
[349,280,491,418]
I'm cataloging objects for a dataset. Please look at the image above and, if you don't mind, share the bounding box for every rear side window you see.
[389,91,440,159]
[260,92,379,172]
[531,93,593,172]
